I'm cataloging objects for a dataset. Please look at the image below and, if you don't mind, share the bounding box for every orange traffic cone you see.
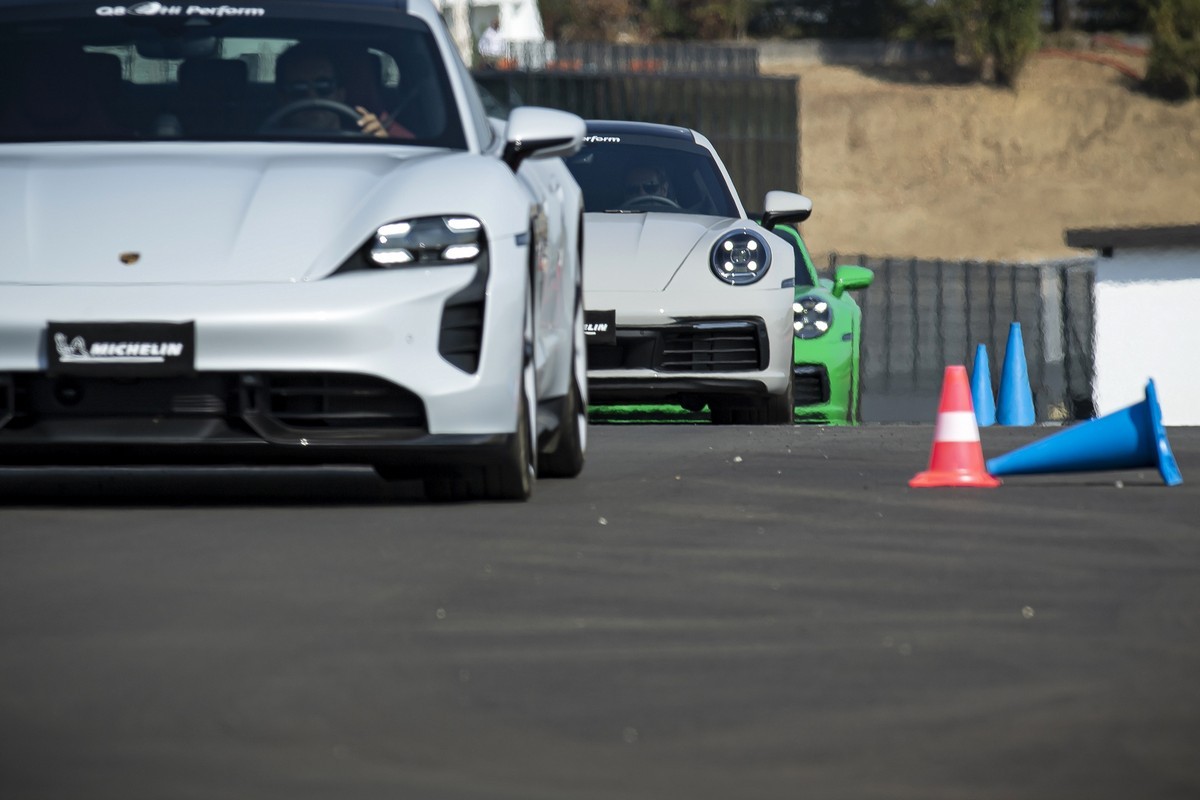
[910,365,1002,488]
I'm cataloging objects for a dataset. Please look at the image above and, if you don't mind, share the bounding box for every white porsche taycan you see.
[564,121,812,424]
[0,0,588,501]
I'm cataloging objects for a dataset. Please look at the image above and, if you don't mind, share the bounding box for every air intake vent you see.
[793,365,831,405]
[439,300,485,373]
[658,324,763,372]
[263,373,425,430]
[587,319,767,373]
[439,254,489,373]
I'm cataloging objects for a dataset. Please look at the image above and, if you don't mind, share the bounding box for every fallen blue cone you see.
[986,379,1183,486]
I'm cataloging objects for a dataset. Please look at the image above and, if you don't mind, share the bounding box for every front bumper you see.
[584,288,793,405]
[0,262,527,464]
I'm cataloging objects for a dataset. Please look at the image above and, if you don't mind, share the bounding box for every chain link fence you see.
[829,254,1096,423]
[494,41,760,74]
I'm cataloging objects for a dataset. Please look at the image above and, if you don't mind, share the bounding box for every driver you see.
[623,165,674,204]
[272,42,390,137]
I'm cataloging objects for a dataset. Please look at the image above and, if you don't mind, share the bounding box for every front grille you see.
[2,373,235,424]
[255,373,425,430]
[0,372,426,434]
[587,319,767,373]
[793,364,831,405]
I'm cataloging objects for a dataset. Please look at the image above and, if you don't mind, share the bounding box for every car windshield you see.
[0,6,466,148]
[564,137,740,217]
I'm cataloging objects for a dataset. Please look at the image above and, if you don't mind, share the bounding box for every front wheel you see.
[764,369,795,425]
[420,392,533,500]
[710,373,794,426]
[422,288,537,502]
[539,283,587,478]
[539,376,586,477]
[480,386,536,500]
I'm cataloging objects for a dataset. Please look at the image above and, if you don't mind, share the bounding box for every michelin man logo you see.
[55,333,90,360]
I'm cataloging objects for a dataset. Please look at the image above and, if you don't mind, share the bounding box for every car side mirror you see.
[831,264,874,298]
[759,191,813,231]
[502,107,585,171]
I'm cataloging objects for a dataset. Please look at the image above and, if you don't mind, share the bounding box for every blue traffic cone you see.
[986,379,1183,486]
[971,343,996,427]
[997,322,1035,425]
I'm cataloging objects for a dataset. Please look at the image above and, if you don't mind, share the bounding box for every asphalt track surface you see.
[2,423,1199,800]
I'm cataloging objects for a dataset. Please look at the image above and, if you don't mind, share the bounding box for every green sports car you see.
[777,225,874,424]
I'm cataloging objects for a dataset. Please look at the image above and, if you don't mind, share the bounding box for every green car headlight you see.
[793,295,832,339]
[369,216,484,267]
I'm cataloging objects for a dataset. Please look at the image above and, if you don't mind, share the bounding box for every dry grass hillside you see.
[764,52,1200,266]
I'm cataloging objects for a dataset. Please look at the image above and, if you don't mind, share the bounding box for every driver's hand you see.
[355,106,389,138]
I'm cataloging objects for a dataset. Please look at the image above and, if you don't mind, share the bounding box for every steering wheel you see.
[620,194,682,211]
[259,99,367,135]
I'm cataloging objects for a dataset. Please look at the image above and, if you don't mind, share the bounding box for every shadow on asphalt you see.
[0,465,426,507]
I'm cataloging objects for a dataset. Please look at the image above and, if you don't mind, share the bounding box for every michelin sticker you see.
[583,310,616,344]
[96,3,265,16]
[55,333,185,364]
[47,321,196,376]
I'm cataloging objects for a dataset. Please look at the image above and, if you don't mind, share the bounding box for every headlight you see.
[793,295,832,339]
[369,216,484,268]
[710,230,771,285]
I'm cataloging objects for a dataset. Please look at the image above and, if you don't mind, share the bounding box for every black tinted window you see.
[565,138,740,217]
[0,11,466,147]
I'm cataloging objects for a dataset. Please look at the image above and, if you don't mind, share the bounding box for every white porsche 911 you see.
[564,121,812,424]
[0,0,588,501]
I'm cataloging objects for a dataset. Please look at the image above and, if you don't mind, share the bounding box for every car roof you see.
[585,120,697,143]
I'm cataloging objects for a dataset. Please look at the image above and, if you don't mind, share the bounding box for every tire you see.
[539,376,586,477]
[539,281,587,478]
[420,388,532,501]
[764,368,795,425]
[479,385,535,500]
[709,402,753,425]
[421,471,473,502]
[710,371,794,426]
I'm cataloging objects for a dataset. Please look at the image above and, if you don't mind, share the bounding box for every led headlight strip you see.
[369,216,484,267]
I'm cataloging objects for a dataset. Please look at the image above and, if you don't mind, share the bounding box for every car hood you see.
[0,143,462,285]
[583,212,752,293]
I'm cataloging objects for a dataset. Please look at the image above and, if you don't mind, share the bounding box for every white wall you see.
[1093,248,1200,425]
[434,1,544,42]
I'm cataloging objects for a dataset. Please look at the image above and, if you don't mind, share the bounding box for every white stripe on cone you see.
[932,411,981,443]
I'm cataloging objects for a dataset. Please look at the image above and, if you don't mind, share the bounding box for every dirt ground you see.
[763,52,1200,266]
